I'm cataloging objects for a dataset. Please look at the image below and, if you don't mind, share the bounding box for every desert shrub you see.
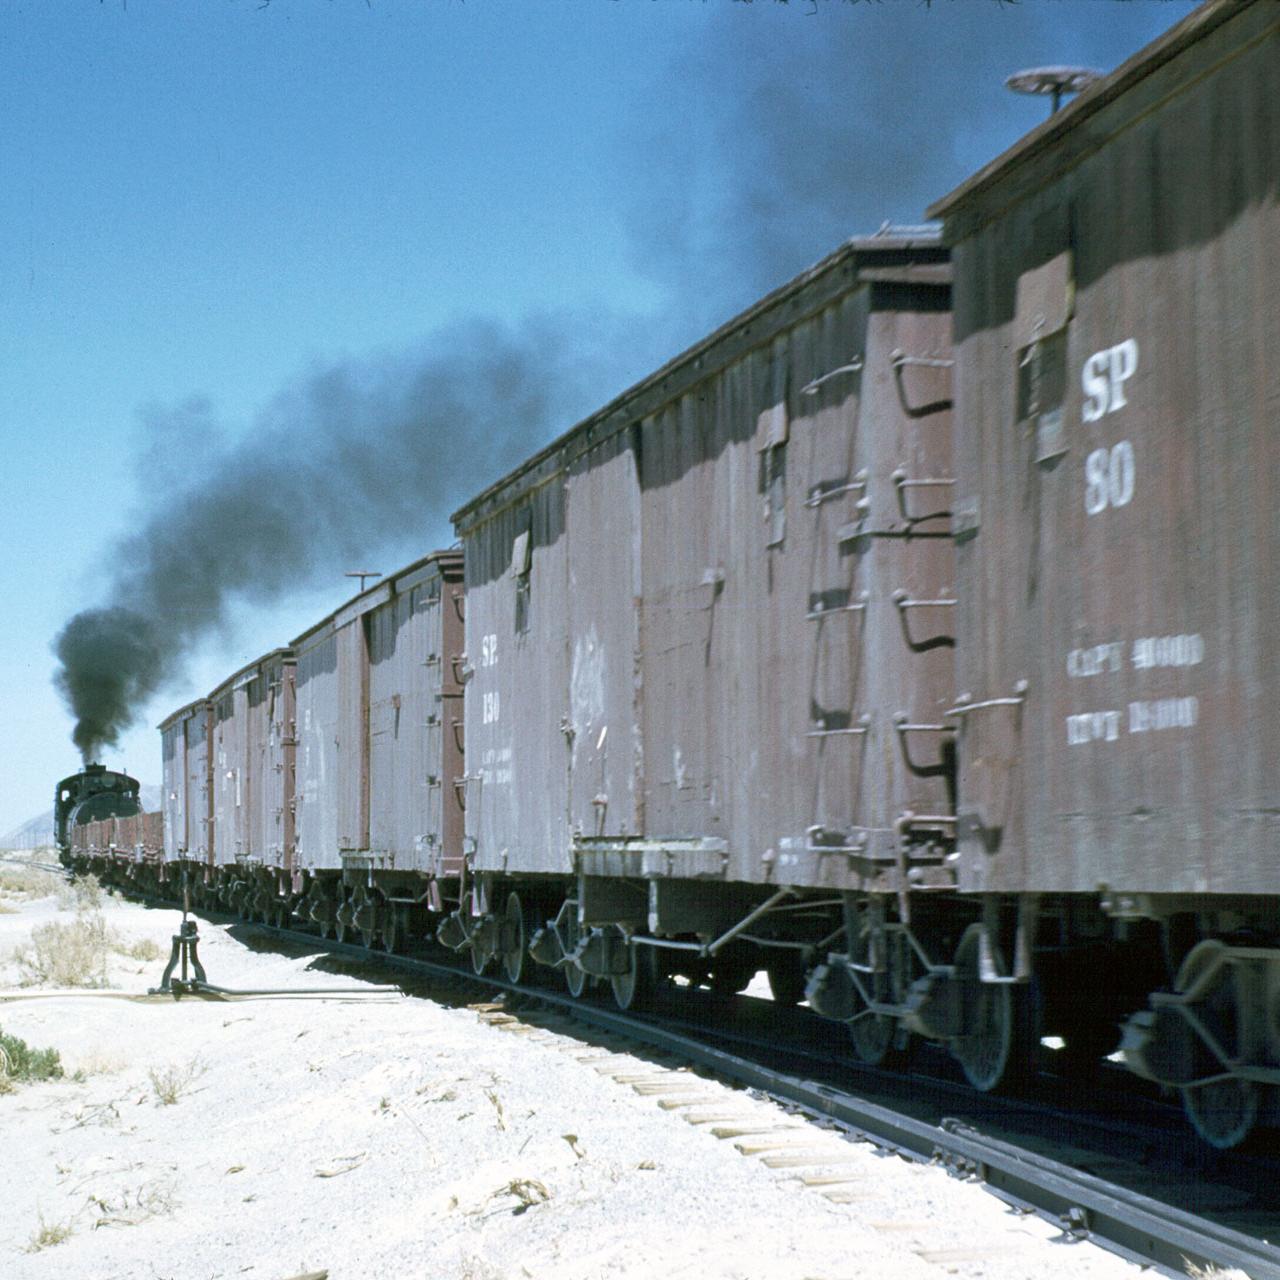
[88,1179,178,1228]
[0,1027,65,1084]
[121,937,162,962]
[12,910,114,988]
[148,1056,205,1105]
[26,1211,74,1252]
[0,865,62,898]
[58,873,104,911]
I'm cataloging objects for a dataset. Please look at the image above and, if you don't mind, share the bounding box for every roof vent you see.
[1006,66,1101,116]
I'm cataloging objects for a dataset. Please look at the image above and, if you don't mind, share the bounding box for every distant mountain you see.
[1,813,55,851]
[1,784,162,850]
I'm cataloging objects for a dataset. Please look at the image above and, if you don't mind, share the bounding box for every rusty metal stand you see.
[147,867,400,1003]
[153,918,208,997]
[152,869,209,996]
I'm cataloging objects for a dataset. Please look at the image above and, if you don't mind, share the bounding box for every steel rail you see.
[0,855,71,876]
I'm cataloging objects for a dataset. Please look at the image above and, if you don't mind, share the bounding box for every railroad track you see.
[119,894,1278,1280]
[0,854,72,877]
[15,857,1276,1276]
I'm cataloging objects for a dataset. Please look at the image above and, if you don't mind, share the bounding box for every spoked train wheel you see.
[381,904,403,955]
[611,940,656,1011]
[950,924,1038,1094]
[562,905,586,997]
[1183,1078,1259,1150]
[471,932,491,975]
[333,890,351,945]
[846,917,903,1067]
[848,1008,899,1067]
[501,892,527,984]
[1175,941,1259,1149]
[350,886,378,950]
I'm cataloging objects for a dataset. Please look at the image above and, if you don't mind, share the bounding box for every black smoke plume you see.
[632,1,1190,332]
[55,3,1186,760]
[54,315,635,761]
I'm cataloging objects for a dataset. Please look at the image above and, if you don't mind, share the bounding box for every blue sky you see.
[0,0,1193,832]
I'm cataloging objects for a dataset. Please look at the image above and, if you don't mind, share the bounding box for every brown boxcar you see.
[159,698,211,867]
[452,232,956,993]
[291,550,464,947]
[199,655,294,916]
[208,651,291,861]
[928,0,1280,1144]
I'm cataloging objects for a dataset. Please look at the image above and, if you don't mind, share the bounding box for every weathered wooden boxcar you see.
[452,232,956,1003]
[159,698,210,870]
[292,550,465,949]
[927,0,1280,1145]
[204,648,295,920]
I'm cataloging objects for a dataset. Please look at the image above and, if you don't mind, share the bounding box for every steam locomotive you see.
[59,1,1280,1149]
[54,765,142,854]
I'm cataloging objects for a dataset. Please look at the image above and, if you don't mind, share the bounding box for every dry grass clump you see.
[11,905,165,987]
[12,910,115,988]
[26,1210,74,1252]
[57,873,104,911]
[122,936,162,962]
[0,864,63,899]
[458,1256,506,1280]
[88,1179,179,1229]
[148,1056,206,1106]
[69,1049,127,1080]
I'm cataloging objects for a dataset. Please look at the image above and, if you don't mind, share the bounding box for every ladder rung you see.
[890,351,954,370]
[800,358,864,397]
[806,601,867,620]
[804,473,868,508]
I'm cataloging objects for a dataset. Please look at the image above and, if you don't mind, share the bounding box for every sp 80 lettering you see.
[1081,339,1138,518]
[1084,440,1134,516]
[1081,340,1138,423]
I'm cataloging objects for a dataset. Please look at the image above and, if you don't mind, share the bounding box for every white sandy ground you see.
[0,878,1174,1280]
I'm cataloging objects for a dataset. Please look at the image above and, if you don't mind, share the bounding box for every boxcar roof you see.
[289,547,462,650]
[452,229,949,532]
[206,646,293,702]
[927,0,1259,227]
[156,696,209,732]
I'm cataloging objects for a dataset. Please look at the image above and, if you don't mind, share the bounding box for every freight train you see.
[58,1,1280,1149]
